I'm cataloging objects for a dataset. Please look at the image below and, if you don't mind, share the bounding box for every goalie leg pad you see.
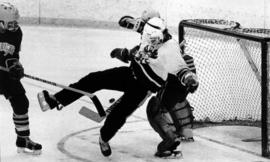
[169,100,194,139]
[147,96,180,151]
[147,96,168,140]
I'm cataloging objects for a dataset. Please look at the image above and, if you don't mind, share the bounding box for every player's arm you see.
[182,54,196,73]
[166,41,199,93]
[180,52,198,92]
[110,45,140,63]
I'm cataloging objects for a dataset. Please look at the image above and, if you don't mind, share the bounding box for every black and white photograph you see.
[0,0,270,161]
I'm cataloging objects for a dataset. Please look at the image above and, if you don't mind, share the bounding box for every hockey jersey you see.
[131,38,188,92]
[0,27,23,95]
[0,27,22,67]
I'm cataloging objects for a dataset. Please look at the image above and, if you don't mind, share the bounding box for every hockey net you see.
[179,19,270,157]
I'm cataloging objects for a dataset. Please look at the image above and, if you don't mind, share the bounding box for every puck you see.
[109,98,115,103]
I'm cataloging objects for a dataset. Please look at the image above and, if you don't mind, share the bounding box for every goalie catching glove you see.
[5,58,24,80]
[177,69,198,93]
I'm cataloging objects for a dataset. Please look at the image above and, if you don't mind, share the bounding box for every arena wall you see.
[5,0,270,30]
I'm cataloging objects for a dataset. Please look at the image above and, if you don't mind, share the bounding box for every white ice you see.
[0,25,269,162]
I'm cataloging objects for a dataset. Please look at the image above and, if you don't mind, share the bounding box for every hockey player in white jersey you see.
[116,10,198,158]
[112,16,198,158]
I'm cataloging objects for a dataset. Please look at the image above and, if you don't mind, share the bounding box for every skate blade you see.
[37,92,50,112]
[17,147,42,155]
[180,137,195,142]
[155,151,183,159]
[180,128,194,142]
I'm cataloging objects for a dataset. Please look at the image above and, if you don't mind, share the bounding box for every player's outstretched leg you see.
[37,90,61,111]
[16,136,42,155]
[99,136,111,157]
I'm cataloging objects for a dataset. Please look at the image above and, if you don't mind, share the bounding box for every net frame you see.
[179,19,270,157]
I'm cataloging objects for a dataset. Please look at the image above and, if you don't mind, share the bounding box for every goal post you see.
[178,19,270,157]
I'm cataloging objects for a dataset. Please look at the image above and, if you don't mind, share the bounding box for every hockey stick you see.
[237,39,261,83]
[79,91,152,123]
[79,97,118,123]
[79,106,111,123]
[0,66,106,116]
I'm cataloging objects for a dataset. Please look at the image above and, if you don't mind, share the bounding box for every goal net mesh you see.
[179,19,269,123]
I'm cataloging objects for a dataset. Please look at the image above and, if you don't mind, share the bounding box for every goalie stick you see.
[0,66,106,116]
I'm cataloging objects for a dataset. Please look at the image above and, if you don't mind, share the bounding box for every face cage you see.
[0,21,19,32]
[146,36,163,49]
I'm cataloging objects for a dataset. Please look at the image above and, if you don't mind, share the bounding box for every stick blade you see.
[79,106,105,123]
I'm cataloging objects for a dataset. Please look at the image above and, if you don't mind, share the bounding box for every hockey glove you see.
[118,16,145,33]
[129,45,140,56]
[178,69,198,93]
[118,15,135,29]
[6,59,24,80]
[110,48,130,63]
[182,72,198,93]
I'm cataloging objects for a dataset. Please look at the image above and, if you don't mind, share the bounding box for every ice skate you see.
[99,136,111,157]
[155,139,182,159]
[168,139,181,151]
[180,136,194,142]
[16,136,42,155]
[154,150,183,159]
[37,90,61,111]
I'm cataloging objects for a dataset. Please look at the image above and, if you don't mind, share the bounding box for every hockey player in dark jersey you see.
[37,17,198,157]
[117,9,198,158]
[0,2,42,155]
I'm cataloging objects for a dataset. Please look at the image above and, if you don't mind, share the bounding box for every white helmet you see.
[0,2,20,32]
[141,9,160,22]
[141,17,166,49]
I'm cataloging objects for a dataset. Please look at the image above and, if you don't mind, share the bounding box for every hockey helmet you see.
[0,2,19,32]
[141,17,166,48]
[141,9,160,22]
